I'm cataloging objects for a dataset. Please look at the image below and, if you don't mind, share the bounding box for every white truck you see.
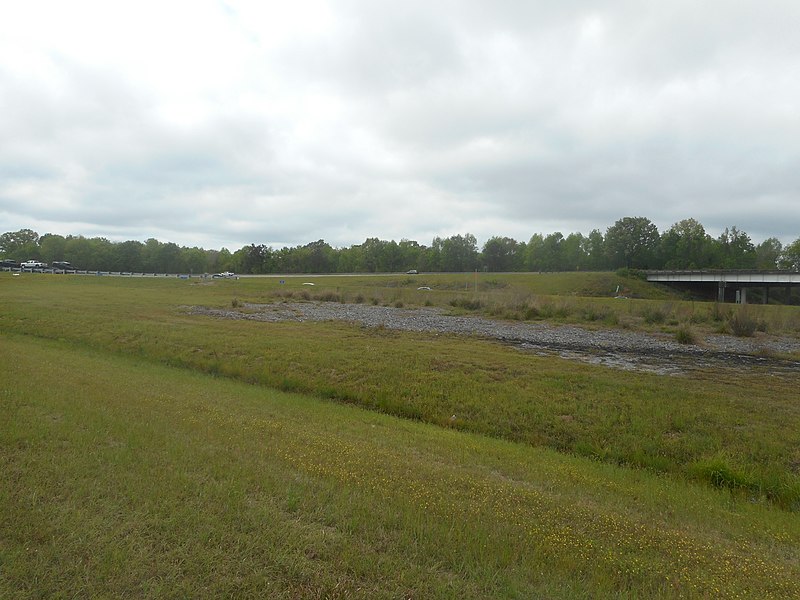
[21,260,47,269]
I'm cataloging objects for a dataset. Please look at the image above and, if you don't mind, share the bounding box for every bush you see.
[675,323,698,345]
[315,291,341,303]
[449,297,484,311]
[711,302,728,322]
[728,309,757,337]
[641,306,667,325]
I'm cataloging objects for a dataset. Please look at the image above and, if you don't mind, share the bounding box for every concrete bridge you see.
[646,270,800,304]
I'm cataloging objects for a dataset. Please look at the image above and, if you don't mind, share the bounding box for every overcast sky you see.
[1,0,799,251]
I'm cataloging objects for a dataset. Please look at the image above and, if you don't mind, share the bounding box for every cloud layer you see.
[2,0,799,250]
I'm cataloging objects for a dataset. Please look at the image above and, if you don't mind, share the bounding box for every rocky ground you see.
[187,301,800,377]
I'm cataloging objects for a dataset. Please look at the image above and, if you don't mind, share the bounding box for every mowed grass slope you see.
[2,334,799,598]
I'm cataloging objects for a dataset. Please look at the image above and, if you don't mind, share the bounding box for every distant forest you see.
[2,217,800,274]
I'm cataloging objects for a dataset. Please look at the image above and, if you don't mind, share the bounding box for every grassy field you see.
[2,272,800,597]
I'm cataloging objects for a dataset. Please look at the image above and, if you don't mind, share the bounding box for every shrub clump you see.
[728,309,757,337]
[449,297,484,311]
[675,323,698,345]
[314,291,342,303]
[641,306,667,325]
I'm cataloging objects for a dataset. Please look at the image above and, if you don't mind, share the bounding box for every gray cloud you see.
[1,0,799,251]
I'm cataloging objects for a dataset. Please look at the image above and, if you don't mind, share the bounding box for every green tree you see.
[38,234,67,264]
[659,218,714,269]
[755,237,782,270]
[481,236,521,272]
[182,246,209,274]
[525,234,545,271]
[140,238,163,272]
[581,229,607,270]
[337,245,364,273]
[360,238,388,272]
[540,232,565,271]
[605,217,660,269]
[562,232,586,271]
[779,238,800,271]
[302,240,335,273]
[0,228,40,261]
[398,239,424,272]
[111,240,145,272]
[715,226,756,269]
[439,234,478,272]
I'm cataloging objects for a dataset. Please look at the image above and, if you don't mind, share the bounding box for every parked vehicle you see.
[1,259,18,269]
[212,271,236,279]
[21,260,47,269]
[51,261,76,271]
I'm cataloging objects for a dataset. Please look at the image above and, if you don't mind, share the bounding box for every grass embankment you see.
[2,274,799,509]
[2,334,800,598]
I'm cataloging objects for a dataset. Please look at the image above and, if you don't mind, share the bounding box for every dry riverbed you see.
[187,301,800,377]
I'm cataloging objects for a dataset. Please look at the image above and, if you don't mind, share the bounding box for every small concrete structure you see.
[646,270,800,304]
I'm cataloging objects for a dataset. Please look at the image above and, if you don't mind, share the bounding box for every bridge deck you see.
[646,270,800,303]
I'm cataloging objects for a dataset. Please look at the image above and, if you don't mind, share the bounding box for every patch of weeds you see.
[523,305,541,320]
[231,298,240,308]
[315,291,341,303]
[711,303,728,322]
[691,459,749,491]
[354,294,365,304]
[728,309,757,337]
[689,312,708,324]
[299,290,311,301]
[480,279,508,290]
[574,441,609,461]
[449,297,484,311]
[581,306,610,322]
[394,301,404,308]
[641,306,667,325]
[539,302,572,319]
[675,323,698,345]
[370,297,380,305]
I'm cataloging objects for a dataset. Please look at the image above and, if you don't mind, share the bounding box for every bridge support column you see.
[718,282,726,302]
[763,287,769,304]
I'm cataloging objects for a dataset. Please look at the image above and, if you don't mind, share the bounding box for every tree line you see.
[2,217,799,274]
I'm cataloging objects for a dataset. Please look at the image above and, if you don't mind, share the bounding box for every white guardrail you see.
[1,267,208,278]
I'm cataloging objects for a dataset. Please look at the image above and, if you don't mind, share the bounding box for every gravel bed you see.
[186,301,800,376]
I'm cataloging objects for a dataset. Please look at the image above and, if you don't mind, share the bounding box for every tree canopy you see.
[2,217,797,274]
